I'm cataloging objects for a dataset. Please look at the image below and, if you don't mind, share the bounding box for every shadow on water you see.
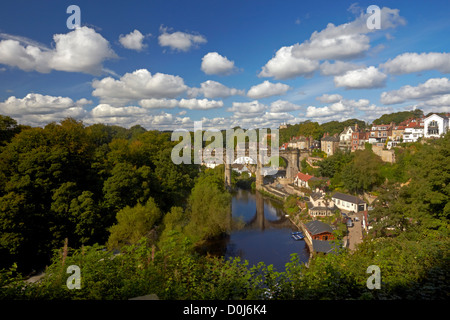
[201,188,310,272]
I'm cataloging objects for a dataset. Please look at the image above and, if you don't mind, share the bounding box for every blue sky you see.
[1,0,450,130]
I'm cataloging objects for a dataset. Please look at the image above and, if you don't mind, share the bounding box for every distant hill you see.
[372,109,424,125]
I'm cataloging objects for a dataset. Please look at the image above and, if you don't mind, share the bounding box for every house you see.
[294,172,314,188]
[294,173,329,191]
[279,142,288,151]
[339,125,358,150]
[368,123,394,144]
[305,220,335,241]
[288,136,312,150]
[402,121,424,143]
[307,192,336,217]
[331,192,367,213]
[423,113,449,138]
[321,133,340,156]
[351,131,367,151]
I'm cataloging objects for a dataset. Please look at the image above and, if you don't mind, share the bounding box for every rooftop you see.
[305,220,334,235]
[331,192,366,204]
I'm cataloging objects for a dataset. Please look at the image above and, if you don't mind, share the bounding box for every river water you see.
[211,189,310,272]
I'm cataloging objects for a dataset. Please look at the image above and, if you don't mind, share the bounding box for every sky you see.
[0,0,450,131]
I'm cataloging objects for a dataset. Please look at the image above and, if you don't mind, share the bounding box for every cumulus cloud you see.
[178,98,223,110]
[380,52,450,75]
[316,93,343,103]
[187,80,245,98]
[87,107,192,130]
[201,52,237,75]
[0,27,117,75]
[91,104,147,118]
[158,26,206,52]
[92,68,188,105]
[269,100,302,113]
[305,97,374,120]
[139,98,223,110]
[380,77,450,105]
[0,93,91,126]
[319,60,364,76]
[227,100,267,118]
[258,45,319,79]
[334,66,387,89]
[259,6,405,80]
[119,29,148,51]
[247,80,291,99]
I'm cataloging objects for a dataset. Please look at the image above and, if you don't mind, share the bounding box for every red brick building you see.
[305,220,335,241]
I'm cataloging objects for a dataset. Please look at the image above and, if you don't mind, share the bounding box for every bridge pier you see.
[224,163,232,189]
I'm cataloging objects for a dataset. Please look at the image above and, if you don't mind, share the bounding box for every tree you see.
[341,149,383,193]
[107,197,161,250]
[184,173,231,243]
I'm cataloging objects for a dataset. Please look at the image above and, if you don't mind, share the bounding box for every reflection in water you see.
[209,189,310,272]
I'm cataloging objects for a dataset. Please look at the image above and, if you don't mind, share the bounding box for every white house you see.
[402,121,424,143]
[331,192,367,213]
[339,125,357,149]
[424,114,449,138]
[307,192,336,217]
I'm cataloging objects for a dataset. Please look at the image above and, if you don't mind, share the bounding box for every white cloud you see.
[380,52,450,75]
[269,100,302,113]
[258,45,319,79]
[178,98,223,110]
[87,108,192,130]
[201,52,237,75]
[158,26,206,52]
[319,61,364,76]
[263,111,295,121]
[0,93,90,116]
[139,98,223,110]
[0,27,117,75]
[247,80,291,99]
[304,97,374,120]
[139,98,180,109]
[92,69,188,105]
[259,6,405,80]
[316,93,343,103]
[227,100,267,118]
[380,77,450,104]
[0,93,90,126]
[91,104,147,118]
[334,66,387,89]
[119,29,148,51]
[188,80,245,98]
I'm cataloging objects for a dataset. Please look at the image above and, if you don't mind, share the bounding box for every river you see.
[207,188,310,272]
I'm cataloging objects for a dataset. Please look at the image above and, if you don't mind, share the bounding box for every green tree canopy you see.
[107,197,161,250]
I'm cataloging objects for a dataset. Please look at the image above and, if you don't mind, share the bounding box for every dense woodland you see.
[0,114,448,300]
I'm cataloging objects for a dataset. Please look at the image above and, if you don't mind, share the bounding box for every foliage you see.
[107,197,161,250]
[0,115,448,301]
[372,109,423,125]
[283,195,299,215]
[341,149,384,193]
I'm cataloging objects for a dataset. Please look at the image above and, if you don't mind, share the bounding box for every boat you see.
[291,233,304,241]
[291,231,304,236]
